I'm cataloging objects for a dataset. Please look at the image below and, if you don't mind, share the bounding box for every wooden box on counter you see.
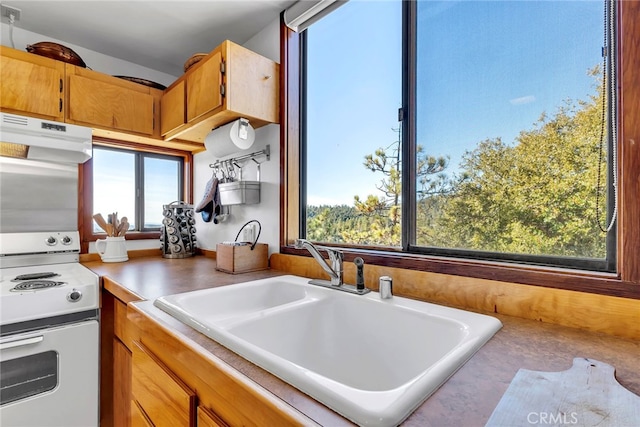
[216,243,268,274]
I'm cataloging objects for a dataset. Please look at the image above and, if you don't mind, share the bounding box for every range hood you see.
[0,113,92,164]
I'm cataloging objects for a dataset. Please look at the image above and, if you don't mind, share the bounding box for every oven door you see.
[0,320,99,427]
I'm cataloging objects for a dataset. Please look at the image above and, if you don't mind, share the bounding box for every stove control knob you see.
[61,235,72,245]
[45,236,57,246]
[67,289,83,302]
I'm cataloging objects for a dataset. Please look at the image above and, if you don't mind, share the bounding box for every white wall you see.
[193,17,282,255]
[0,24,178,86]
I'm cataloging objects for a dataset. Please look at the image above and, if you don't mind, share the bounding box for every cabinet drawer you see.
[114,298,128,344]
[131,341,195,427]
[197,407,227,427]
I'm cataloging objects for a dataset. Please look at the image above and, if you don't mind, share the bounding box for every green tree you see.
[427,69,607,258]
[343,128,449,246]
[309,69,607,259]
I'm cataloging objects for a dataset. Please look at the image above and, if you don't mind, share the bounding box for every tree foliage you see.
[307,69,608,259]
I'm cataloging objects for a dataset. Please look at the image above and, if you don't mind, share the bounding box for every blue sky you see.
[306,0,603,206]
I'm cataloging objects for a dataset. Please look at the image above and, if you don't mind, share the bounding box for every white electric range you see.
[0,231,100,427]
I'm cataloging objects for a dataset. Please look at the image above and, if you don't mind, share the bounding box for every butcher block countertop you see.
[83,255,640,426]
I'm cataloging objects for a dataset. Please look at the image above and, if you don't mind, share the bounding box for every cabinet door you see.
[186,51,223,122]
[131,341,196,427]
[197,407,227,427]
[0,46,64,121]
[161,80,185,136]
[66,68,157,136]
[114,338,132,427]
[226,41,279,125]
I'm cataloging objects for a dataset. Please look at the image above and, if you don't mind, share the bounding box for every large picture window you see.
[302,0,616,271]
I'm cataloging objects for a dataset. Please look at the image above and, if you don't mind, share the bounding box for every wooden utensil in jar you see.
[117,217,129,237]
[93,214,109,234]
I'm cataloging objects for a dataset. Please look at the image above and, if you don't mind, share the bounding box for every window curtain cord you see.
[596,0,618,233]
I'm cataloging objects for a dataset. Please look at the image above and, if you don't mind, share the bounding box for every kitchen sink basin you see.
[153,277,306,326]
[154,275,502,426]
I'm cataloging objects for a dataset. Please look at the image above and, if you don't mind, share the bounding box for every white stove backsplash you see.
[0,156,78,234]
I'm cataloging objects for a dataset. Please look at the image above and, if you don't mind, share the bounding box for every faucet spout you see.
[294,239,343,286]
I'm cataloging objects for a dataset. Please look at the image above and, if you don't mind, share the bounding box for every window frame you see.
[279,1,640,299]
[80,137,193,252]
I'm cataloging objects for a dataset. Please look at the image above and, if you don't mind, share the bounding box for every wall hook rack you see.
[208,144,270,170]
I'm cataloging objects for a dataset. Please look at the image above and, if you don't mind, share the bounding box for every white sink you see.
[154,275,502,426]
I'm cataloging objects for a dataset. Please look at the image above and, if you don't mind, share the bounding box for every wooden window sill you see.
[280,246,638,300]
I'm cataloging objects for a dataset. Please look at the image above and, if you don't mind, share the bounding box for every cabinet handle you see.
[59,78,63,92]
[0,335,44,350]
[59,98,63,112]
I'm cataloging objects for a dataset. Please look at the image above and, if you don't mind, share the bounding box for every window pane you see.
[305,0,402,246]
[93,148,135,232]
[144,157,180,229]
[415,0,608,260]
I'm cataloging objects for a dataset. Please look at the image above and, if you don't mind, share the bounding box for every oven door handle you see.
[0,335,44,350]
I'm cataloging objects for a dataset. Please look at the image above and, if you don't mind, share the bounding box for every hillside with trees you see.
[306,70,608,259]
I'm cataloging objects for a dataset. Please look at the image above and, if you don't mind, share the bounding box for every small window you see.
[92,146,183,232]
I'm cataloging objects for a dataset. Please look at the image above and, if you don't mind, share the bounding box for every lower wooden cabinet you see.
[103,285,310,427]
[131,400,154,427]
[102,287,232,427]
[131,340,196,427]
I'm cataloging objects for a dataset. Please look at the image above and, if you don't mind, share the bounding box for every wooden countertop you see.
[83,254,284,303]
[84,255,640,426]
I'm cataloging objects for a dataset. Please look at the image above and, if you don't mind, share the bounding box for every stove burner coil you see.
[10,280,66,291]
[11,272,60,281]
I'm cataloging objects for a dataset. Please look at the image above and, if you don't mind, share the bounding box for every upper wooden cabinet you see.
[161,40,279,143]
[160,80,186,137]
[66,66,161,138]
[0,46,161,139]
[0,41,278,152]
[0,46,65,121]
[186,51,223,123]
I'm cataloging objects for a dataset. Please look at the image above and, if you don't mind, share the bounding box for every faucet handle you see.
[354,257,365,291]
[325,247,343,261]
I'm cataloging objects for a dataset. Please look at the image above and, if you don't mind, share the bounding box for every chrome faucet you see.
[294,239,370,295]
[294,239,343,286]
